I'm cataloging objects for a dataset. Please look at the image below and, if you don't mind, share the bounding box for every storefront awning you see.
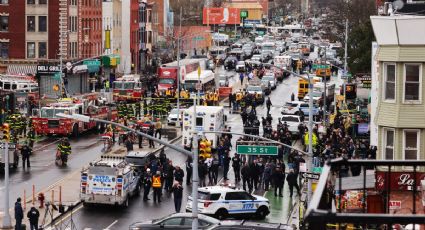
[83,60,101,73]
[335,172,375,190]
[73,65,88,74]
[6,64,37,75]
[101,54,120,67]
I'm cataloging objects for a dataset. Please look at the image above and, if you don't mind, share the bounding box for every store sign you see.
[37,65,61,74]
[389,200,401,210]
[203,7,241,25]
[376,172,425,191]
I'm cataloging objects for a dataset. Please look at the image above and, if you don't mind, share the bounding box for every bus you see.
[182,70,215,93]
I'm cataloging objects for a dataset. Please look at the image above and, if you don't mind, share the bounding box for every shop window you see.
[383,128,394,160]
[404,64,421,102]
[403,129,419,160]
[383,63,396,101]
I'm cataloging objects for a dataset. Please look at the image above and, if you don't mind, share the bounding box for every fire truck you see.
[32,93,118,137]
[112,75,144,102]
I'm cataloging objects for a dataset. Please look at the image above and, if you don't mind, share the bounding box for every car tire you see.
[256,206,269,219]
[215,209,228,220]
[294,111,299,115]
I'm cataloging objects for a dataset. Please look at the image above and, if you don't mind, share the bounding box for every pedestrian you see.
[174,165,185,185]
[164,160,174,192]
[263,163,272,191]
[21,144,32,169]
[250,160,261,190]
[241,163,252,193]
[239,73,244,85]
[286,169,301,197]
[154,118,162,139]
[232,154,241,182]
[223,152,231,180]
[210,155,220,185]
[15,197,23,230]
[266,97,272,115]
[291,92,295,102]
[198,159,208,187]
[27,206,40,230]
[124,137,133,152]
[152,171,162,203]
[273,167,285,197]
[185,156,193,185]
[143,168,152,201]
[172,181,183,213]
[147,124,155,148]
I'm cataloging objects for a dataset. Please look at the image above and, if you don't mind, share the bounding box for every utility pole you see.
[307,74,314,203]
[176,7,182,128]
[323,50,327,127]
[191,89,199,230]
[343,19,348,105]
[1,142,11,228]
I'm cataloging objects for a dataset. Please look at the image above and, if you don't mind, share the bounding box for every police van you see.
[186,185,270,220]
[80,155,141,207]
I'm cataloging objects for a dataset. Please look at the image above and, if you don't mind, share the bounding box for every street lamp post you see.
[1,142,11,228]
[176,7,182,128]
[307,73,314,202]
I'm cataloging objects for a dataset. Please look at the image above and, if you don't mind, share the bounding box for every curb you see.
[42,134,183,228]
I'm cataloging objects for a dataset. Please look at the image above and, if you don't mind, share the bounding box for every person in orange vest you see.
[152,171,162,203]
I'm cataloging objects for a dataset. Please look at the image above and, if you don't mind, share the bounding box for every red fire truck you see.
[157,58,205,92]
[32,93,118,137]
[112,75,144,102]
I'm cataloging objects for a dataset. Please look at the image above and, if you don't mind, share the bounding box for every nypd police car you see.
[186,186,270,220]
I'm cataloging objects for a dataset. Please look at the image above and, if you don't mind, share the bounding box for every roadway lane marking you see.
[104,220,118,230]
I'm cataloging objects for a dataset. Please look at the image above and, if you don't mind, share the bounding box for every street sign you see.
[236,145,278,155]
[0,143,16,149]
[312,64,330,69]
[192,36,204,41]
[389,200,401,210]
[302,172,320,180]
[53,72,61,80]
[240,10,248,18]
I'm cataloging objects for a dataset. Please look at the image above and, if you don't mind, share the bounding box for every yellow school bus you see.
[297,77,322,100]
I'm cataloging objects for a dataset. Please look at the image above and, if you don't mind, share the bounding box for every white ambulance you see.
[80,155,141,207]
[182,106,226,148]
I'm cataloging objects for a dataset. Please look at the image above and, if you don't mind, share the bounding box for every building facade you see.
[371,15,425,214]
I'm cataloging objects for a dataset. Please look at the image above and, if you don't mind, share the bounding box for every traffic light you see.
[0,123,10,142]
[199,140,207,159]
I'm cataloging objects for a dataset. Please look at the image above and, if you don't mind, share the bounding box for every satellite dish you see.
[393,0,404,10]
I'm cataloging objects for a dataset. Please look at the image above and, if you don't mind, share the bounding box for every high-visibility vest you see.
[152,176,161,188]
[213,93,219,101]
[304,133,318,147]
[236,93,242,101]
[165,90,171,96]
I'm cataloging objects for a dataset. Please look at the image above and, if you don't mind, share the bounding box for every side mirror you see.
[160,223,165,228]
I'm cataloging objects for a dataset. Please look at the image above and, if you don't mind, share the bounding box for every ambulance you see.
[80,155,141,207]
[182,106,226,148]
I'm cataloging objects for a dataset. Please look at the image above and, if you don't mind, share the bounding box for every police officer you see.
[210,155,220,185]
[152,171,162,202]
[27,206,40,230]
[21,144,32,169]
[143,168,152,201]
[273,166,285,197]
[232,154,241,182]
[174,165,184,185]
[241,163,252,193]
[185,156,193,185]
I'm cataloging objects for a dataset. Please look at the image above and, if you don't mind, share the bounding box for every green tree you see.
[347,21,374,74]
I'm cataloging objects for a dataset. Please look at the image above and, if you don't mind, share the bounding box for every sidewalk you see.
[0,129,181,230]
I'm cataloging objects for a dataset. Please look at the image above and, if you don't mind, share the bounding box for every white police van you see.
[186,186,270,220]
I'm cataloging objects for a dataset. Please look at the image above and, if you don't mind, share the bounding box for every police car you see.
[186,185,270,220]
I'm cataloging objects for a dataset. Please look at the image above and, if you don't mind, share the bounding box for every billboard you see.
[203,8,240,25]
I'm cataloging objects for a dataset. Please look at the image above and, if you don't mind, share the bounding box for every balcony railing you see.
[304,159,425,229]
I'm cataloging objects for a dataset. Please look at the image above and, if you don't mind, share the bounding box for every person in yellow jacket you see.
[304,132,318,150]
[165,88,171,98]
[152,171,162,202]
[213,91,219,106]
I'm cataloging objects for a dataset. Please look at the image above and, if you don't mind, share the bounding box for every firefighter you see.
[27,128,36,148]
[213,90,219,106]
[20,116,27,137]
[117,104,125,118]
[152,171,162,203]
[57,138,71,166]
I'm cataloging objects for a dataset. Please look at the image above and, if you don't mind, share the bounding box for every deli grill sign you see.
[37,65,61,74]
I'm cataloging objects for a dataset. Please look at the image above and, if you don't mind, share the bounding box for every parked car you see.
[129,213,220,230]
[167,108,183,126]
[206,220,294,230]
[261,74,277,90]
[224,56,238,70]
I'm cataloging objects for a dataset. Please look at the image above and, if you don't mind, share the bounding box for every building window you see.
[0,16,8,31]
[384,63,396,101]
[39,0,47,4]
[0,0,9,4]
[69,16,77,32]
[148,31,152,43]
[38,42,46,58]
[0,42,9,58]
[38,16,47,32]
[27,42,35,58]
[383,128,394,160]
[27,0,35,4]
[70,0,76,5]
[27,16,35,32]
[404,64,421,102]
[403,129,420,160]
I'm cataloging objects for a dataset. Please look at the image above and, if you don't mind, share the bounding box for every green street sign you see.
[240,10,248,19]
[237,145,278,155]
[313,167,322,174]
[192,36,204,41]
[83,60,100,66]
[312,64,330,69]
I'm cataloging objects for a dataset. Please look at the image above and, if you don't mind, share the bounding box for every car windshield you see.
[281,116,300,122]
[170,109,179,115]
[113,82,123,89]
[123,82,135,89]
[311,91,322,97]
[159,78,175,85]
[246,86,262,92]
[263,76,274,81]
[40,108,70,118]
[237,61,245,65]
